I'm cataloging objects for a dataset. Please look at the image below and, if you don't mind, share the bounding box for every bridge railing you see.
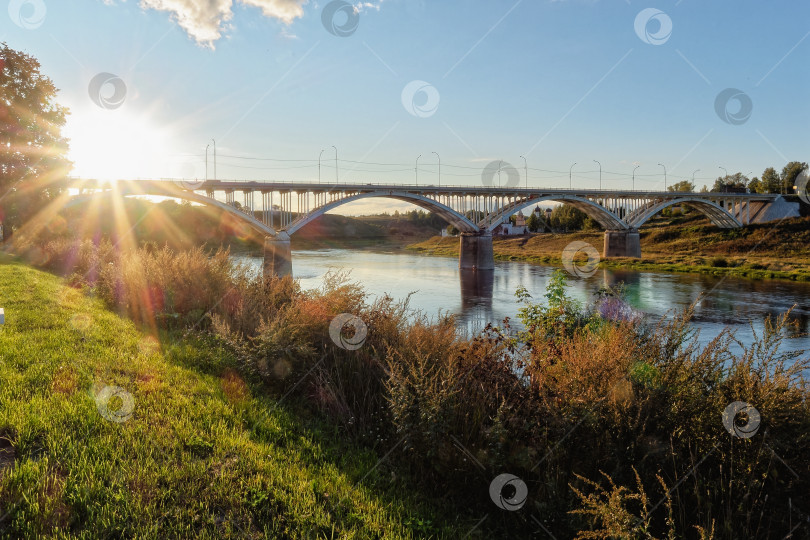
[62,177,780,199]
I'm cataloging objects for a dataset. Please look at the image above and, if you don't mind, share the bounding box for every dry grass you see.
[14,240,810,538]
[408,216,810,280]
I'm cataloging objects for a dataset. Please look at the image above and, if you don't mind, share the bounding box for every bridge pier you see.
[603,229,641,258]
[263,232,292,278]
[459,231,495,271]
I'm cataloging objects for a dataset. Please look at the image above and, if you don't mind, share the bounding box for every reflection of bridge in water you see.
[458,271,495,338]
[65,178,788,277]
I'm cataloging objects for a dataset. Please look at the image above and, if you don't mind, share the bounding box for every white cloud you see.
[353,1,383,13]
[105,0,309,48]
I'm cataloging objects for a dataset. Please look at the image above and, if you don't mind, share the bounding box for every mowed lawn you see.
[0,254,461,539]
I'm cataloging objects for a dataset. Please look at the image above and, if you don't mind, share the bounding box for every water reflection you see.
[459,270,494,337]
[236,249,810,353]
[460,270,494,307]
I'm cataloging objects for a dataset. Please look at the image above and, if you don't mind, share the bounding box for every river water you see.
[237,248,810,355]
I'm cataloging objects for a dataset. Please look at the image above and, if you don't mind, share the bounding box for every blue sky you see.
[4,0,809,202]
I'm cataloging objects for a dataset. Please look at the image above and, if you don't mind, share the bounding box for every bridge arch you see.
[69,187,481,238]
[68,188,279,238]
[626,198,742,229]
[286,191,479,235]
[482,194,628,232]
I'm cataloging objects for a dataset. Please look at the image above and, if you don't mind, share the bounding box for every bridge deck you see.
[62,178,779,200]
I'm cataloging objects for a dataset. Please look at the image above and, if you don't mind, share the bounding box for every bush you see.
[17,244,810,538]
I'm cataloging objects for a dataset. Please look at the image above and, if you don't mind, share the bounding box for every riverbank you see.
[4,242,809,538]
[408,216,810,281]
[0,253,467,538]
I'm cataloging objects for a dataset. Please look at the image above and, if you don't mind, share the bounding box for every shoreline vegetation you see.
[2,240,808,538]
[407,216,810,282]
[0,251,465,538]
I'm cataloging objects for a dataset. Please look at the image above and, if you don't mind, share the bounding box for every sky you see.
[3,0,809,214]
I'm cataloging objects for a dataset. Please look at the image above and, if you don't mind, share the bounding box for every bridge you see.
[63,178,788,277]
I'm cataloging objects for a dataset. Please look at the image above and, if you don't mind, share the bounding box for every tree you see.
[550,205,586,232]
[667,180,694,192]
[760,167,781,193]
[711,173,748,192]
[0,43,71,238]
[747,177,763,194]
[781,161,808,194]
[526,212,541,232]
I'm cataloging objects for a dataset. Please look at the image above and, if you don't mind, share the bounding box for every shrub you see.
[16,243,810,538]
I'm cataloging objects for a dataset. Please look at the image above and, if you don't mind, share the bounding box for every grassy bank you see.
[408,216,810,281]
[4,240,809,538]
[0,253,467,538]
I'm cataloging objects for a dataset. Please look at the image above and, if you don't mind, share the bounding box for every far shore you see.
[405,217,810,282]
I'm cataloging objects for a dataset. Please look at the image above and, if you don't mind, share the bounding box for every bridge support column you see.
[459,231,494,271]
[263,232,292,278]
[603,229,641,258]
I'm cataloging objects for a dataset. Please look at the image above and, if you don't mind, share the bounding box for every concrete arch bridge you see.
[64,179,785,276]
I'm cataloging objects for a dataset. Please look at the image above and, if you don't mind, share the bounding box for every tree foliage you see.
[667,180,694,192]
[0,42,71,236]
[760,167,781,193]
[711,173,748,192]
[746,176,762,194]
[550,205,586,231]
[781,161,808,194]
[525,212,541,232]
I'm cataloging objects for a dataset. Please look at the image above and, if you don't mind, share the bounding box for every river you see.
[236,248,810,355]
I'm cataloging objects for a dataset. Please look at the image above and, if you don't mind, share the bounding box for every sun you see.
[64,107,177,181]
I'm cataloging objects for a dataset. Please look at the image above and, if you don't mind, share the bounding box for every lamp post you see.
[632,165,639,191]
[498,160,503,187]
[569,162,576,189]
[520,155,527,189]
[593,159,601,190]
[210,139,216,181]
[415,154,421,185]
[332,146,338,183]
[718,166,728,193]
[692,169,700,188]
[432,151,440,187]
[205,144,210,181]
[319,149,324,182]
[658,163,666,191]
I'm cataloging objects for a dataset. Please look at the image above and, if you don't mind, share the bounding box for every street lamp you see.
[432,151,440,187]
[498,160,503,187]
[332,145,338,183]
[569,162,576,189]
[593,159,602,190]
[719,166,728,178]
[692,169,700,188]
[318,149,324,182]
[632,164,639,191]
[210,139,216,181]
[205,144,210,181]
[415,154,421,185]
[658,163,667,191]
[520,155,527,189]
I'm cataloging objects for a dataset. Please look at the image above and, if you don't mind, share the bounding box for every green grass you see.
[407,216,810,282]
[0,254,465,539]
